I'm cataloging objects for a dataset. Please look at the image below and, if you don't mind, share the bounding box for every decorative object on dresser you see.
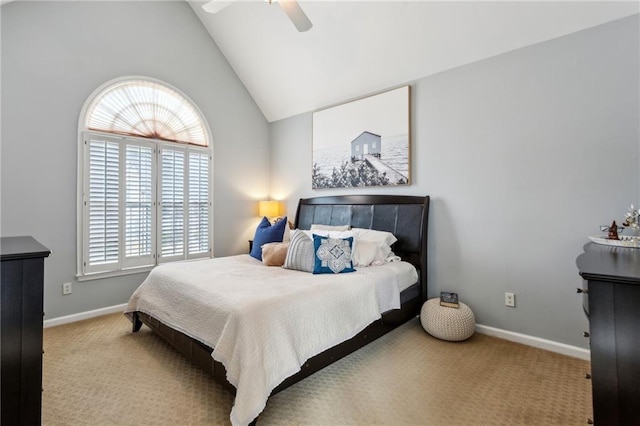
[576,242,640,425]
[1,236,51,426]
[588,234,640,248]
[607,220,620,240]
[589,205,640,248]
[420,297,475,342]
[622,204,639,233]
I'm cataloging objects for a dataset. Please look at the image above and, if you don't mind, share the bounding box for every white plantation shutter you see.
[82,132,212,276]
[85,136,120,273]
[158,146,211,262]
[124,142,155,268]
[79,78,212,278]
[159,146,186,261]
[187,150,211,257]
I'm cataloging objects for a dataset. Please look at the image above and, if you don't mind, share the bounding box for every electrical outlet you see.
[62,282,72,295]
[505,292,515,307]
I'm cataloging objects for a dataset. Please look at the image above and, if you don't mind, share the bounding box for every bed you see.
[125,194,430,425]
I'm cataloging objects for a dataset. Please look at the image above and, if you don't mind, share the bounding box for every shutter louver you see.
[125,144,154,263]
[160,148,185,258]
[88,139,119,267]
[188,152,210,255]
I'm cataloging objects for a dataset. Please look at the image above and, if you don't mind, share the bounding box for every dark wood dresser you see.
[576,242,640,425]
[1,236,50,425]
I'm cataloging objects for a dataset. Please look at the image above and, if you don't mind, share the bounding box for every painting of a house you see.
[312,86,410,189]
[351,131,381,161]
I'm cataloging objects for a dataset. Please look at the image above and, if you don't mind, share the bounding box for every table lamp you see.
[259,200,283,222]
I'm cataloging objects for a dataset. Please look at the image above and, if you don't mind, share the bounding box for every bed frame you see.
[131,194,430,418]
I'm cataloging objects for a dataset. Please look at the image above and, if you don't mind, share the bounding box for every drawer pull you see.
[577,288,588,294]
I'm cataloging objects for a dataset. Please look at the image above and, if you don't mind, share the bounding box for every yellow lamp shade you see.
[259,200,282,218]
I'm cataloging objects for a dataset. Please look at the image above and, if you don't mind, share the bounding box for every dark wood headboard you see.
[294,195,430,301]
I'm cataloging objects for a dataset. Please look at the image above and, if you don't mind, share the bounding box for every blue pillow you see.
[250,216,287,261]
[312,234,355,274]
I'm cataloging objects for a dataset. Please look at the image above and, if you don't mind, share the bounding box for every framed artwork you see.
[312,85,410,189]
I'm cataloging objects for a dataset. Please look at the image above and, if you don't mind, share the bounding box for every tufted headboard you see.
[294,194,430,301]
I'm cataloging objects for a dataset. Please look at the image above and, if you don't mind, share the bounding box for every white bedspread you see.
[124,255,417,426]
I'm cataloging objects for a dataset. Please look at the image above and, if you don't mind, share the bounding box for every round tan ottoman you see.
[420,298,475,341]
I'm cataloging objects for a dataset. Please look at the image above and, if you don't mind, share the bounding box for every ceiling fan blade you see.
[278,0,313,32]
[202,0,234,14]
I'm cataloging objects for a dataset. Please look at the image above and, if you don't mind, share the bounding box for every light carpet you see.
[42,313,592,425]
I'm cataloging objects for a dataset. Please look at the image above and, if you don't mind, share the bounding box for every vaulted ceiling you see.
[188,1,638,123]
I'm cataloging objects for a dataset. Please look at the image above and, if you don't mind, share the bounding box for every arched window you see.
[84,79,209,146]
[78,77,212,278]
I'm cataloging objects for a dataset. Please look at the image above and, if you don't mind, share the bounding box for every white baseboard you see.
[43,305,591,361]
[476,324,590,361]
[44,303,128,328]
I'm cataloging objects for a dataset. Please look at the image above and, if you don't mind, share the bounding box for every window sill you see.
[76,266,154,282]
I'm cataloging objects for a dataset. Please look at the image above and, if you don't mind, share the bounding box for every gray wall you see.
[1,1,270,319]
[270,15,639,348]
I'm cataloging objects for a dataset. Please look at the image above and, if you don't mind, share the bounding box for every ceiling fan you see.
[202,0,313,32]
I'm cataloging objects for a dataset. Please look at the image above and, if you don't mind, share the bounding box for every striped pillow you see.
[283,230,315,273]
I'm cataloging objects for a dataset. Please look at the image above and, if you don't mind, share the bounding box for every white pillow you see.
[351,240,379,267]
[352,241,395,266]
[310,224,350,232]
[282,223,291,242]
[303,230,353,240]
[351,228,397,247]
[350,228,397,266]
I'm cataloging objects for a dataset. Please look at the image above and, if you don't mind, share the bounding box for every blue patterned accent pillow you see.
[250,216,287,261]
[312,234,355,274]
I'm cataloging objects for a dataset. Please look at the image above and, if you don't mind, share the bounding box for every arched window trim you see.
[76,76,214,280]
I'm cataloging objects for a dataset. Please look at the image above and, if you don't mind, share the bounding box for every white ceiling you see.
[190,1,639,123]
